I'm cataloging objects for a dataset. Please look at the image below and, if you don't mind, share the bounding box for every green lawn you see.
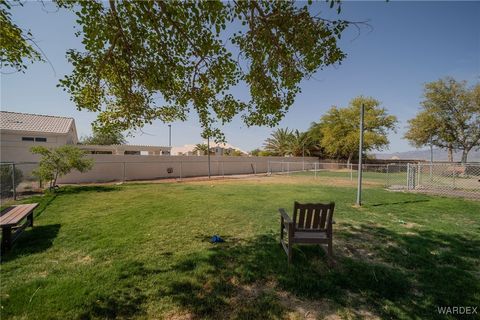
[1,177,479,319]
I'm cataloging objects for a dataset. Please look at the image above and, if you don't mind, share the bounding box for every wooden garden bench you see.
[1,203,38,254]
[279,201,335,264]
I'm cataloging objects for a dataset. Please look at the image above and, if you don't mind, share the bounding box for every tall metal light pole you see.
[168,124,172,147]
[356,104,365,206]
[207,136,211,179]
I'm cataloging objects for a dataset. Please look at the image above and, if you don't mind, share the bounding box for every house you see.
[0,111,78,162]
[79,144,170,156]
[171,142,246,156]
[0,111,171,162]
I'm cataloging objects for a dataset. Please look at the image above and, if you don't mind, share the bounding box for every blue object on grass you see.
[210,235,224,243]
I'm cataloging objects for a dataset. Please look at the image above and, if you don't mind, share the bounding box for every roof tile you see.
[0,111,74,134]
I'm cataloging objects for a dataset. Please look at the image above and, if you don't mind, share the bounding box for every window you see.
[124,151,140,155]
[22,137,34,141]
[35,137,47,142]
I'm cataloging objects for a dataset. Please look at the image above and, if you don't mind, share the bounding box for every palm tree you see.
[264,128,294,156]
[288,130,318,157]
[193,143,209,155]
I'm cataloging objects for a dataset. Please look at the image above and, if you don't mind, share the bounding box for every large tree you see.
[405,78,480,163]
[0,0,43,72]
[56,0,360,140]
[80,127,127,145]
[319,96,397,163]
[306,121,325,157]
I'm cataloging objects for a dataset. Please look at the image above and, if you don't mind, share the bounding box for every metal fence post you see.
[417,163,421,187]
[406,163,410,190]
[180,161,183,180]
[12,163,17,200]
[222,162,225,178]
[452,167,456,190]
[386,164,389,188]
[287,162,290,175]
[314,162,317,179]
[123,162,126,181]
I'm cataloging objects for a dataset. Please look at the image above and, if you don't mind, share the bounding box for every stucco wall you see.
[0,131,68,163]
[53,155,318,183]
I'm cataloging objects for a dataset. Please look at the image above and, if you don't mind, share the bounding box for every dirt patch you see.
[164,311,194,320]
[277,290,340,320]
[58,173,384,189]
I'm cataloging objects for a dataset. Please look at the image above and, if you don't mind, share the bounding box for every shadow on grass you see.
[1,224,60,263]
[56,185,120,195]
[153,226,479,319]
[79,285,146,320]
[73,224,479,319]
[370,199,431,206]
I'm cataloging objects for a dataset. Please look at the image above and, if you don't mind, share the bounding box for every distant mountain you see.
[375,149,480,162]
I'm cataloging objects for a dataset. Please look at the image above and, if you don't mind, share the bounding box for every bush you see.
[0,165,23,197]
[31,145,94,190]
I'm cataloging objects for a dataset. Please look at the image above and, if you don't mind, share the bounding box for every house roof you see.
[0,111,75,134]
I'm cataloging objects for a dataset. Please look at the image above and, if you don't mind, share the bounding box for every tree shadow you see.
[56,185,120,195]
[78,285,147,320]
[370,199,431,206]
[1,224,61,263]
[152,225,479,319]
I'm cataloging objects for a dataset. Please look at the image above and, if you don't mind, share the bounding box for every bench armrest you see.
[279,208,292,224]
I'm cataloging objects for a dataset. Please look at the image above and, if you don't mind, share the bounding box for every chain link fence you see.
[2,160,479,202]
[386,163,480,199]
[267,161,480,200]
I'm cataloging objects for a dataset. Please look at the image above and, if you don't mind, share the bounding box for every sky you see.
[1,1,479,153]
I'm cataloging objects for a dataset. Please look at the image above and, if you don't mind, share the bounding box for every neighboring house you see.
[0,111,171,162]
[79,144,170,156]
[171,142,246,156]
[0,111,78,162]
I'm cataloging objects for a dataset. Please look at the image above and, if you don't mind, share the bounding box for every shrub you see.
[31,145,94,190]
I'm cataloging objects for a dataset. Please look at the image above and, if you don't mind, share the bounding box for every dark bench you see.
[1,203,38,254]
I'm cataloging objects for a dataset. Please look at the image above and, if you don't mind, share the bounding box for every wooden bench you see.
[280,201,335,264]
[1,203,38,254]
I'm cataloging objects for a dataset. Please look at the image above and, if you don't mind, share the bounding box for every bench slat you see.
[0,206,27,224]
[0,204,38,227]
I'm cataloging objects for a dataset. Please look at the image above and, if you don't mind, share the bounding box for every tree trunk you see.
[447,144,453,162]
[347,153,353,165]
[461,148,471,164]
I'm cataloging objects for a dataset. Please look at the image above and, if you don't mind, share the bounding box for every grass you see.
[1,176,479,319]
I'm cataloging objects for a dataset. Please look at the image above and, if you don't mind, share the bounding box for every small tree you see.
[250,149,261,156]
[193,143,209,156]
[31,146,94,189]
[224,149,244,156]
